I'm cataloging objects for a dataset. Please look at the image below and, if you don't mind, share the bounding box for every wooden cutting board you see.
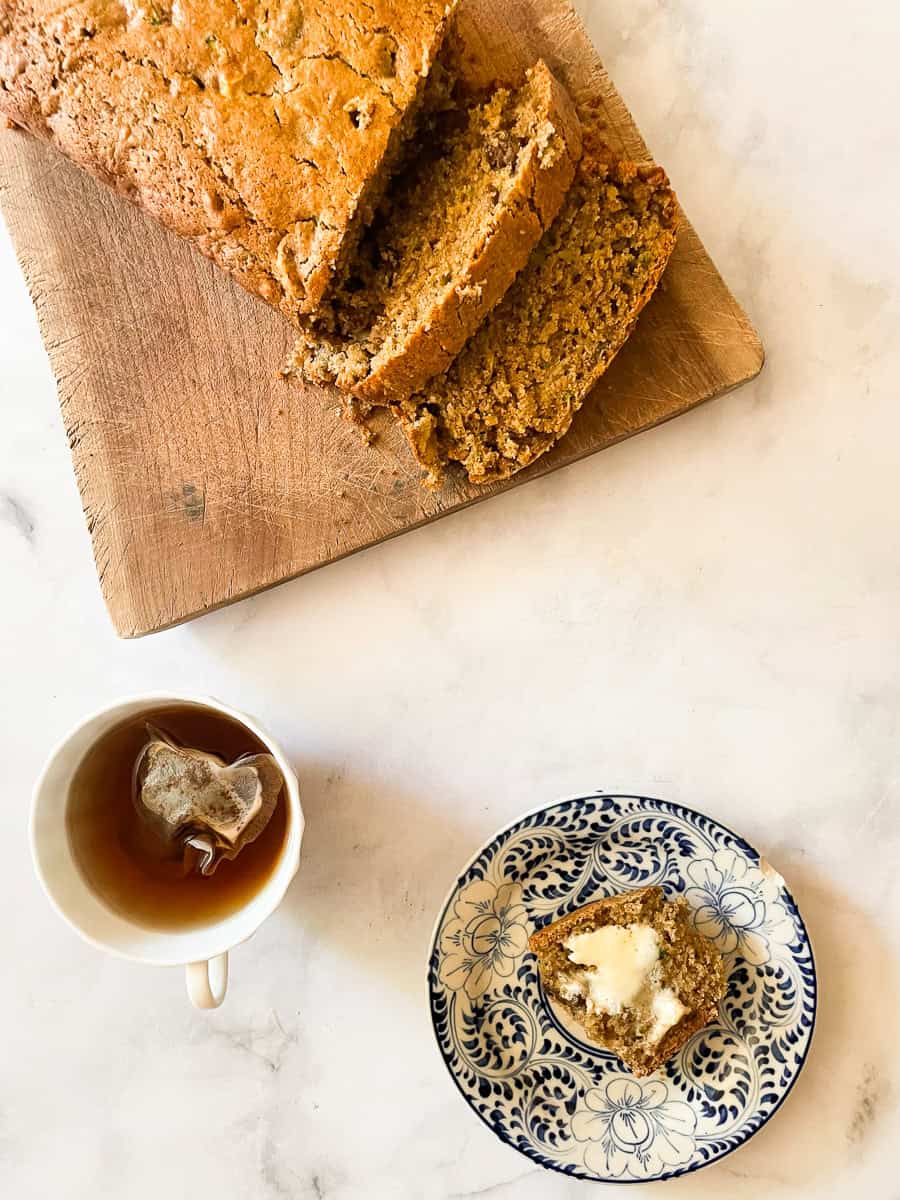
[0,0,763,638]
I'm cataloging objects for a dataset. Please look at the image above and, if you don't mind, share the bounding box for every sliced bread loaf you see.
[529,886,726,1077]
[292,60,582,409]
[396,152,678,485]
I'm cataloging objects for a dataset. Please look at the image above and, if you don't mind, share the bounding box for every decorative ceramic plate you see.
[428,793,816,1183]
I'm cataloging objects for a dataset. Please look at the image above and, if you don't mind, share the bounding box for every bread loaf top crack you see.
[0,0,458,317]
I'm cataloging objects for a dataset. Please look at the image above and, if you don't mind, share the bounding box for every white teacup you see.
[30,693,303,1009]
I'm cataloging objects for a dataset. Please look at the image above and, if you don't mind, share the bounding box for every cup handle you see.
[186,953,228,1009]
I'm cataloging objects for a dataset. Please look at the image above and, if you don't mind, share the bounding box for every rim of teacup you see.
[29,692,303,966]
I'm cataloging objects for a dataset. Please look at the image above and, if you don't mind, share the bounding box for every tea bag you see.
[134,729,283,876]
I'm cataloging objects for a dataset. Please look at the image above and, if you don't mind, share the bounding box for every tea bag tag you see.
[134,729,283,875]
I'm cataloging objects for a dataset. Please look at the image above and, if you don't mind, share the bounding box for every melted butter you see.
[561,922,688,1043]
[648,987,688,1044]
[564,923,660,1013]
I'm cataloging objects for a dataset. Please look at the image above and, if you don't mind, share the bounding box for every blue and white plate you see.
[428,793,816,1183]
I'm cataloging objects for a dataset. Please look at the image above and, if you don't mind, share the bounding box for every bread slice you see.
[529,886,726,1077]
[0,0,457,320]
[292,60,582,408]
[396,151,678,486]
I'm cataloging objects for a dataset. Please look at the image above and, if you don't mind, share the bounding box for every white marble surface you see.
[2,1,899,1196]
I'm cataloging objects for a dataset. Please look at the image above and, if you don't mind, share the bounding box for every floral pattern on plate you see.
[428,793,816,1183]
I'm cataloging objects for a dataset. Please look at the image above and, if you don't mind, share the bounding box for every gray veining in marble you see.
[1,493,35,545]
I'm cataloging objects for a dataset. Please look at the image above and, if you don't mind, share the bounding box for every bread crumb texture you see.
[0,0,457,316]
[293,58,581,407]
[399,152,678,486]
[529,886,726,1077]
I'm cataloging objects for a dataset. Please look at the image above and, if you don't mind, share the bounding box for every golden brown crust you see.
[529,885,726,1078]
[528,886,659,954]
[0,0,457,319]
[527,63,583,227]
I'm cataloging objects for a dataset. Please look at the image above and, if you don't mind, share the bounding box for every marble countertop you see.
[2,2,899,1196]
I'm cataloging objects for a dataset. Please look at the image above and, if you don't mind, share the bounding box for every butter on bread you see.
[529,885,726,1076]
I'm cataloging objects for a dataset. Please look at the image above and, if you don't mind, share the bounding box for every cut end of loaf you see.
[0,0,458,322]
[291,58,581,408]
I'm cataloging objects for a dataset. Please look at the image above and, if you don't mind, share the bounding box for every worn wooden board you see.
[0,0,763,638]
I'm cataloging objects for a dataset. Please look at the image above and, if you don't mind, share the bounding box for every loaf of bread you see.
[293,59,581,409]
[396,151,678,485]
[529,885,726,1077]
[2,3,683,495]
[0,0,456,319]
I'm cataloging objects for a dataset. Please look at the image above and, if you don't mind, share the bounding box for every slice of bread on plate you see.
[529,885,726,1077]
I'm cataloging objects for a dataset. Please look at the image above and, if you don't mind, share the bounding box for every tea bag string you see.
[184,833,217,876]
